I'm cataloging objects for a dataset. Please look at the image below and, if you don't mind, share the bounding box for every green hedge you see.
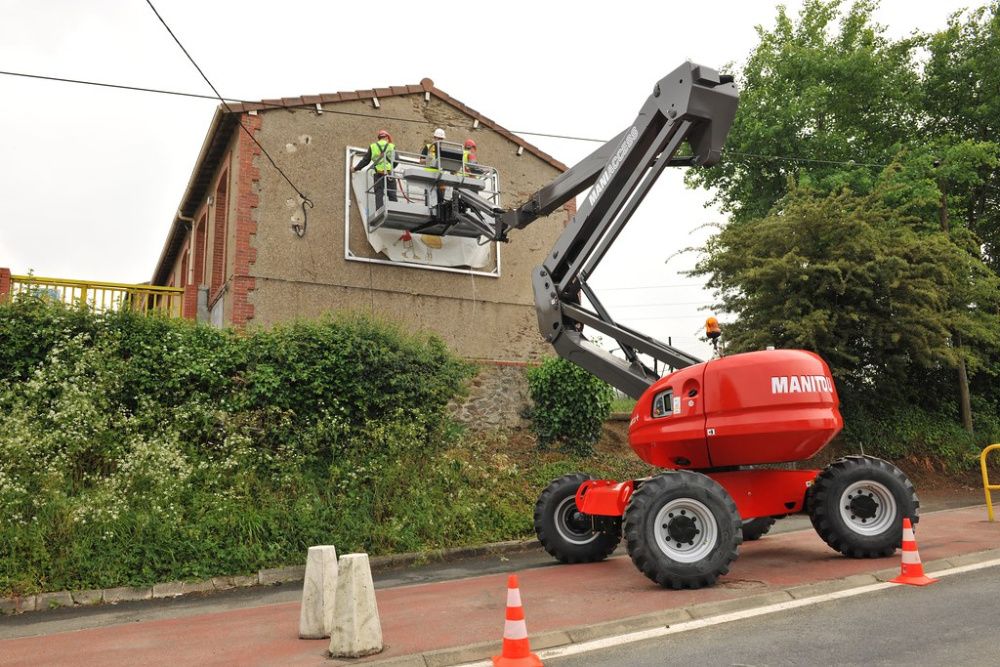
[1,297,514,595]
[526,357,614,456]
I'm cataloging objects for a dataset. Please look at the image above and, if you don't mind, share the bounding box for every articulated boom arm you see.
[516,63,739,398]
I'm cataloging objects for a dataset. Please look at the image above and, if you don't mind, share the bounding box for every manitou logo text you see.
[588,126,639,207]
[770,375,834,394]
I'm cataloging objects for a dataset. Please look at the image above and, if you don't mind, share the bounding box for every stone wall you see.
[450,363,535,432]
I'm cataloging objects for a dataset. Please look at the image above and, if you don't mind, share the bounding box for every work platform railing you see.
[3,274,184,317]
[350,143,503,240]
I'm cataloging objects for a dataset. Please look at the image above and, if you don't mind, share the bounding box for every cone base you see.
[492,653,544,667]
[890,574,938,586]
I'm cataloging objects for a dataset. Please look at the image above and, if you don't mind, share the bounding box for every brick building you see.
[151,79,573,362]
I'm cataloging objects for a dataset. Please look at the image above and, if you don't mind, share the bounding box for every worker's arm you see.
[352,147,373,172]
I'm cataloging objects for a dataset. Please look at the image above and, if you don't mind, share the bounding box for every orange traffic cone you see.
[890,518,937,586]
[492,574,543,667]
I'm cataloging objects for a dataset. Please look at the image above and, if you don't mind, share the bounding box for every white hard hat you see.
[433,128,446,139]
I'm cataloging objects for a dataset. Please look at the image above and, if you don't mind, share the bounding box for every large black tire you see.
[741,516,778,542]
[534,473,621,564]
[624,471,742,589]
[807,455,919,558]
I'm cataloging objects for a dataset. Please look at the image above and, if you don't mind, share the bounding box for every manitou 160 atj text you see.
[366,61,919,589]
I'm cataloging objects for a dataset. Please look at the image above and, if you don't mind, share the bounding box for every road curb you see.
[361,547,1000,667]
[0,537,542,616]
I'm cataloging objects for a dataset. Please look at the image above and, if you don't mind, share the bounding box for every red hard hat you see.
[377,129,391,139]
[464,139,477,149]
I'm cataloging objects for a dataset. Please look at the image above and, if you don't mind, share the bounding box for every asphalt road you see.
[549,564,1000,667]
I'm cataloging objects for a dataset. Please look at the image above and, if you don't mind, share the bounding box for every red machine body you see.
[629,349,843,470]
[562,349,846,521]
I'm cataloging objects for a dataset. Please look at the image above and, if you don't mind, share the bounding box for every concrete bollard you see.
[328,553,383,658]
[298,545,339,639]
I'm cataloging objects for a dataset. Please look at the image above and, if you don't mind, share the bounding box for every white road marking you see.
[455,558,1000,666]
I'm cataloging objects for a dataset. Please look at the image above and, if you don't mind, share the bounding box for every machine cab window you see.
[652,389,673,418]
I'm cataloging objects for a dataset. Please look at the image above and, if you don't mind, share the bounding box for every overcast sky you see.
[0,0,975,358]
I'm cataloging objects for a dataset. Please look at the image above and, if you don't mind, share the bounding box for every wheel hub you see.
[838,480,897,536]
[652,498,719,563]
[664,513,699,544]
[848,493,878,520]
[553,496,598,545]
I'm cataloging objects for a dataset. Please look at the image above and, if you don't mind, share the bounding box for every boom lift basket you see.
[350,143,504,241]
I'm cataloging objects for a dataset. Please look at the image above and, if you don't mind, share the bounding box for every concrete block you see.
[922,558,954,574]
[212,574,258,590]
[528,630,571,650]
[872,566,902,582]
[567,608,692,643]
[329,553,383,658]
[180,579,216,595]
[259,565,306,586]
[423,640,495,667]
[152,581,186,598]
[0,595,37,614]
[299,545,339,639]
[72,589,103,606]
[686,591,793,619]
[786,574,879,600]
[104,586,152,604]
[944,549,1000,568]
[36,591,74,610]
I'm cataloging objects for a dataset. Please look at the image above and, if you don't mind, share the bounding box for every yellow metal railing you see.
[982,444,1000,522]
[7,274,185,318]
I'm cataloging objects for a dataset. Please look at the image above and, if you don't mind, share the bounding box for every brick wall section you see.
[0,267,11,302]
[210,171,229,301]
[232,114,261,328]
[182,284,198,319]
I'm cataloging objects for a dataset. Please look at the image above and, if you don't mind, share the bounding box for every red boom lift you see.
[376,62,919,589]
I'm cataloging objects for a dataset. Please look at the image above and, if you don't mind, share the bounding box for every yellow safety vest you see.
[370,140,395,174]
[462,149,477,175]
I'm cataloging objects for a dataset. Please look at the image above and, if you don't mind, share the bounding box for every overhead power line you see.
[0,69,606,144]
[142,0,314,236]
[1,68,893,170]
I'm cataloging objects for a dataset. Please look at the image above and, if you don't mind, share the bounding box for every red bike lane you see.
[1,506,996,667]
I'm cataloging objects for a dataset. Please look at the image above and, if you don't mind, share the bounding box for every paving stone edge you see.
[0,537,541,616]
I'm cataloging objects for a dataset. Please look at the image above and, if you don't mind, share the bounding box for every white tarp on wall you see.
[350,170,492,269]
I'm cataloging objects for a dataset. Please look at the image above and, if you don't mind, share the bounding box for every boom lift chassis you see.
[424,62,920,589]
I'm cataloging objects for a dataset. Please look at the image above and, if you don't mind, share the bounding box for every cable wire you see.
[0,70,889,170]
[142,0,313,236]
[1,68,896,170]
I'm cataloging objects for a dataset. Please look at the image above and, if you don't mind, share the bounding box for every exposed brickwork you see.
[232,114,261,328]
[181,284,198,320]
[0,267,11,302]
[193,214,207,286]
[210,169,229,301]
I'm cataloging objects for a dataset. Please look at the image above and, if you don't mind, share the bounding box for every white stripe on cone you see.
[507,588,522,608]
[504,619,528,640]
[902,550,922,565]
[903,526,915,541]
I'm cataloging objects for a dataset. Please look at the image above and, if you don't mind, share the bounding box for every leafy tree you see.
[686,0,1000,433]
[923,3,1000,269]
[691,182,1000,404]
[686,0,921,224]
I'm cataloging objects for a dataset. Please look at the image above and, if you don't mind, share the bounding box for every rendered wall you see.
[245,95,570,361]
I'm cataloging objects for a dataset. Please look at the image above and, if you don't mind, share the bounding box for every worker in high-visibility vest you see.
[421,128,446,170]
[462,139,480,176]
[353,129,397,209]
